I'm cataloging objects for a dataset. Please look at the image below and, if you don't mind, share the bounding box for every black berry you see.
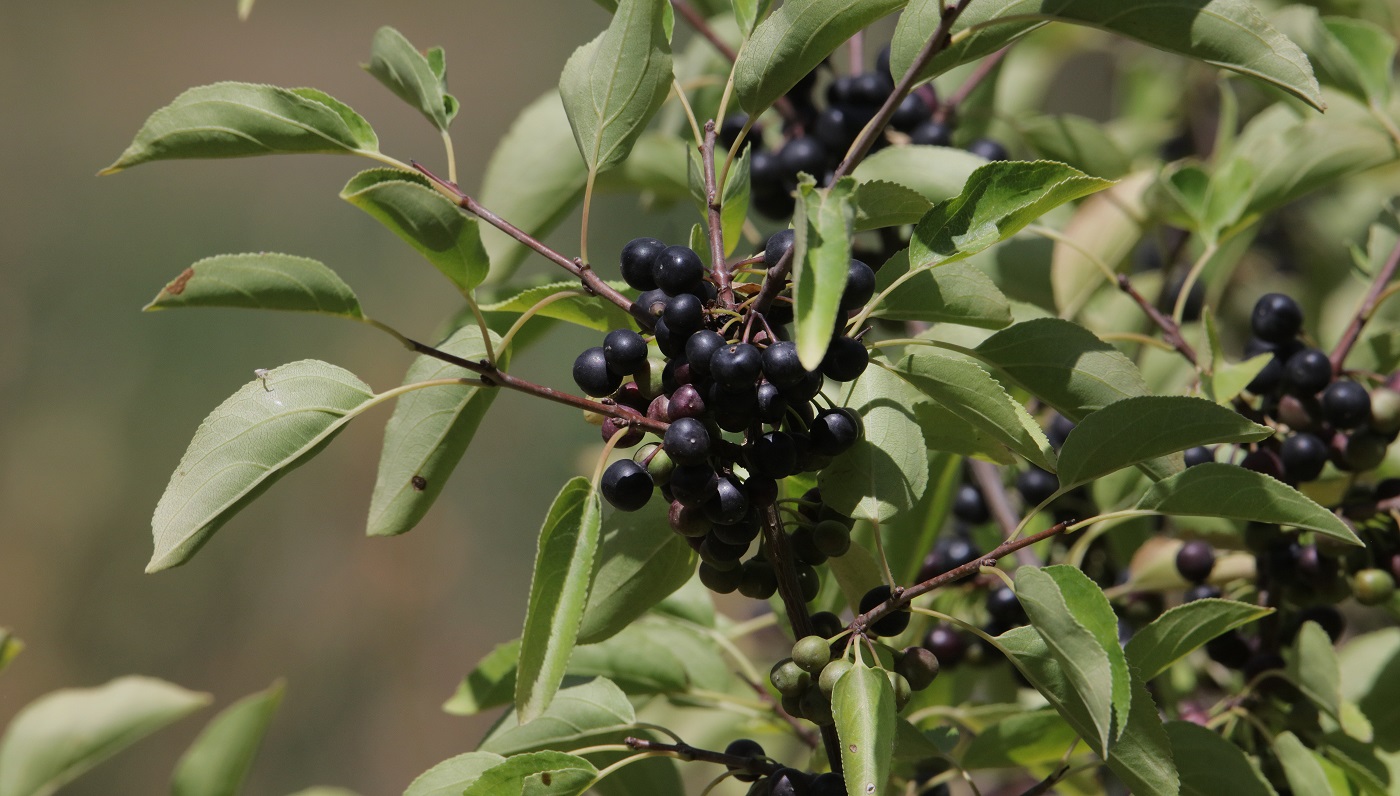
[1281,433,1328,482]
[860,585,911,636]
[663,417,711,465]
[968,138,1009,161]
[663,292,704,337]
[653,245,705,295]
[1322,380,1372,429]
[711,343,764,389]
[810,408,861,456]
[573,346,622,397]
[600,459,653,512]
[685,329,726,378]
[909,119,953,146]
[1251,293,1303,344]
[952,483,990,524]
[602,329,648,376]
[619,237,664,290]
[1175,539,1216,584]
[821,336,869,382]
[839,259,876,313]
[1016,466,1059,505]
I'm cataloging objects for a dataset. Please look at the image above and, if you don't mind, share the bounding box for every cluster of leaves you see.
[4,0,1400,795]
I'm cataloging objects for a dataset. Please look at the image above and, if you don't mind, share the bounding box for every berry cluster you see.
[579,232,876,606]
[1240,293,1400,482]
[735,47,1008,221]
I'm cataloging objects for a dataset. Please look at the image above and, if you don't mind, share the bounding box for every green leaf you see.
[1016,565,1131,753]
[1288,621,1342,719]
[101,83,377,174]
[404,752,506,796]
[143,253,364,320]
[0,630,21,676]
[1125,598,1272,680]
[284,790,358,796]
[366,325,502,537]
[851,145,986,206]
[869,252,1012,328]
[974,318,1148,421]
[1058,396,1273,487]
[149,361,375,572]
[1050,171,1151,316]
[1019,114,1131,180]
[1274,732,1333,796]
[515,478,604,721]
[734,0,904,114]
[998,627,1177,796]
[171,681,283,796]
[907,161,1111,273]
[484,678,635,756]
[793,176,857,370]
[961,709,1079,769]
[1290,12,1398,107]
[443,640,519,716]
[686,147,752,256]
[364,27,456,132]
[891,349,1056,471]
[1340,629,1400,750]
[479,91,588,280]
[578,500,699,643]
[1167,721,1278,796]
[853,180,933,230]
[559,0,673,173]
[818,358,930,522]
[832,661,896,796]
[460,752,597,796]
[890,0,1323,112]
[481,280,634,334]
[730,0,771,34]
[236,0,254,20]
[1135,463,1362,545]
[340,169,489,293]
[0,677,210,796]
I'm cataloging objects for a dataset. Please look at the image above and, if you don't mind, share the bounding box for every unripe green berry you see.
[800,685,834,725]
[792,635,832,674]
[1353,568,1396,606]
[887,671,913,711]
[818,658,852,699]
[769,658,811,697]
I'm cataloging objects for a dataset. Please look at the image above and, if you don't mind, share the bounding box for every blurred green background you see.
[0,2,671,793]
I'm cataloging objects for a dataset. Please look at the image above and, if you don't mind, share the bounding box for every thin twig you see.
[969,461,1039,566]
[1332,236,1400,375]
[933,45,1009,124]
[411,162,653,329]
[701,121,735,309]
[833,0,975,179]
[670,0,802,128]
[849,520,1072,635]
[624,737,781,777]
[739,675,821,748]
[1117,274,1198,365]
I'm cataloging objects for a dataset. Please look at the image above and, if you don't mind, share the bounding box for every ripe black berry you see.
[738,557,778,599]
[952,483,990,524]
[723,738,764,782]
[1285,347,1332,395]
[891,93,931,132]
[860,585,911,636]
[778,136,828,179]
[602,329,648,376]
[600,459,653,512]
[718,114,750,148]
[685,329,726,378]
[653,245,705,295]
[821,336,869,382]
[840,259,876,313]
[668,500,710,537]
[968,138,1009,161]
[1016,466,1059,505]
[810,772,844,796]
[764,229,795,268]
[698,561,741,593]
[851,71,894,105]
[1251,293,1303,344]
[1183,446,1215,467]
[796,563,821,602]
[923,626,967,667]
[619,237,664,290]
[1175,539,1215,584]
[1281,433,1328,482]
[663,292,704,337]
[663,417,711,465]
[751,431,798,478]
[909,119,953,146]
[572,346,621,397]
[811,611,843,639]
[1322,380,1372,429]
[755,382,788,422]
[761,340,806,387]
[810,408,861,456]
[814,106,859,152]
[669,463,717,506]
[769,768,810,796]
[704,476,750,525]
[985,587,1026,625]
[711,343,764,389]
[634,288,669,318]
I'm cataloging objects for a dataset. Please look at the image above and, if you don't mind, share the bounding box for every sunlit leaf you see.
[143,253,364,320]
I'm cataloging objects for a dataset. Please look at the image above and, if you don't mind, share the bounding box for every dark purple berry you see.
[711,343,764,389]
[1284,348,1332,395]
[664,417,711,465]
[814,105,859,152]
[724,738,765,782]
[600,459,653,511]
[810,408,861,456]
[839,259,876,313]
[1322,380,1372,429]
[1016,467,1059,505]
[778,137,828,179]
[810,611,843,638]
[619,237,664,290]
[751,431,798,478]
[826,75,858,106]
[851,71,895,105]
[891,93,931,132]
[985,587,1026,625]
[821,336,869,382]
[1047,413,1076,448]
[718,114,751,149]
[698,561,742,593]
[761,340,807,387]
[952,483,990,524]
[634,288,669,318]
[669,500,710,537]
[968,138,1009,161]
[704,476,750,525]
[909,119,953,146]
[653,245,705,295]
[668,384,706,420]
[602,329,648,376]
[663,292,704,337]
[573,346,622,397]
[764,229,795,268]
[1251,293,1303,344]
[924,625,967,667]
[1184,446,1215,467]
[1281,433,1328,482]
[755,382,788,422]
[652,316,686,358]
[1175,539,1216,584]
[685,329,726,378]
[1184,584,1221,602]
[1241,447,1285,480]
[669,463,717,506]
[737,557,778,599]
[861,585,911,636]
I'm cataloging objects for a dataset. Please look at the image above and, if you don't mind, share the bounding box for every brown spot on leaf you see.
[541,773,552,786]
[166,267,195,296]
[411,475,428,491]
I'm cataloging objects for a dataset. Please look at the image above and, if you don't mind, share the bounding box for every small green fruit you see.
[818,658,853,699]
[793,635,832,674]
[1353,568,1396,606]
[769,657,810,697]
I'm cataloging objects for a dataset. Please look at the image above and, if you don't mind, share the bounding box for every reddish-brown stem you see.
[623,737,781,776]
[1117,274,1198,365]
[849,520,1072,635]
[399,336,669,434]
[746,246,794,341]
[833,0,974,180]
[702,122,735,309]
[933,45,1009,124]
[740,675,820,748]
[1332,236,1400,375]
[411,162,653,329]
